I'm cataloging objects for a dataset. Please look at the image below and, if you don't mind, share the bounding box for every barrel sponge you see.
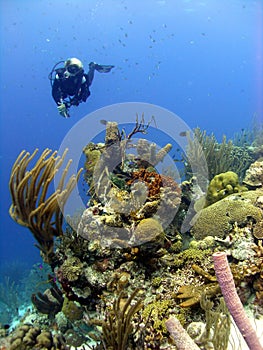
[205,171,247,207]
[191,193,262,240]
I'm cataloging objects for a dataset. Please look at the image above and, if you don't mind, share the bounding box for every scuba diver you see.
[49,58,114,118]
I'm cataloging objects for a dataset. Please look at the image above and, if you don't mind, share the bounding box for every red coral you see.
[127,169,181,198]
[127,169,162,197]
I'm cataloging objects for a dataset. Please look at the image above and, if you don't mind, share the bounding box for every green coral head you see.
[205,171,247,206]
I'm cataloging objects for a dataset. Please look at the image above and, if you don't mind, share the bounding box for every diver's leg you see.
[87,63,96,86]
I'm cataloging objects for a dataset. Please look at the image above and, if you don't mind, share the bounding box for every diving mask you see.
[64,58,83,77]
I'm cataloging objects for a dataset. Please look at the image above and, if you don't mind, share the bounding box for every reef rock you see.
[243,159,263,188]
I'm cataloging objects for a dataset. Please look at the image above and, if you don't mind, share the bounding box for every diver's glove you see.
[57,103,69,118]
[89,62,114,73]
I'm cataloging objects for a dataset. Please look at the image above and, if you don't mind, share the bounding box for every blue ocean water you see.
[0,0,262,283]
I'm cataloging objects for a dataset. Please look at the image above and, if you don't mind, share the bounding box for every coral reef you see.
[6,120,263,349]
[78,120,181,254]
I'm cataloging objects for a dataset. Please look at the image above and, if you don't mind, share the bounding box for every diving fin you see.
[94,64,114,73]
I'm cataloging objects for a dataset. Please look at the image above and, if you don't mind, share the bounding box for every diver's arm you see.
[52,79,64,105]
[52,78,70,117]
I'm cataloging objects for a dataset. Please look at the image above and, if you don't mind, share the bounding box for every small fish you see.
[179,131,187,137]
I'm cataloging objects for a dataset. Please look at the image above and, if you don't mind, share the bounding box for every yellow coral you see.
[142,299,172,332]
[83,143,102,174]
[205,171,247,207]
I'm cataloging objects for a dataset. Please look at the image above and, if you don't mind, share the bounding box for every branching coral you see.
[90,289,143,350]
[185,128,253,181]
[9,148,82,263]
[197,295,231,350]
[176,264,219,307]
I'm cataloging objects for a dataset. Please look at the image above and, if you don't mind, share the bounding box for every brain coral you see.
[191,190,263,240]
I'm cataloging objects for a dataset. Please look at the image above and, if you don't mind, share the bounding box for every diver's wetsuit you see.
[52,67,95,107]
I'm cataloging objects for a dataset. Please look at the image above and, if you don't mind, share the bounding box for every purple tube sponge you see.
[213,251,263,350]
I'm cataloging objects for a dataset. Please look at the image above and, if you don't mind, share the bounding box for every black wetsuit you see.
[52,67,95,107]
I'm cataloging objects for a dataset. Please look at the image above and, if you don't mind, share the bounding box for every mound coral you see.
[132,218,165,251]
[7,325,68,350]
